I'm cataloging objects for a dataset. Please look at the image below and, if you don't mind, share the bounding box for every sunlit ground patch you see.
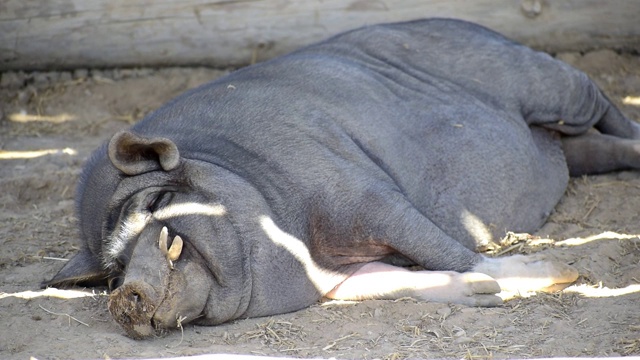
[623,95,640,106]
[564,283,640,298]
[8,112,76,123]
[0,148,77,159]
[499,283,640,301]
[556,231,640,246]
[0,288,107,300]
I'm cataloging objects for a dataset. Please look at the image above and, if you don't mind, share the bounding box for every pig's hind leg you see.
[326,261,503,307]
[524,58,640,176]
[556,92,640,176]
[562,131,640,176]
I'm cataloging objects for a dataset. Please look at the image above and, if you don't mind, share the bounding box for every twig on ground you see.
[42,256,69,262]
[38,304,89,327]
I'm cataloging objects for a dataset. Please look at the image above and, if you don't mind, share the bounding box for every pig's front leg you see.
[326,262,502,307]
[325,255,578,306]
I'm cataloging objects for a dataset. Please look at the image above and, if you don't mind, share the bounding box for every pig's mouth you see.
[108,265,201,339]
[107,226,198,339]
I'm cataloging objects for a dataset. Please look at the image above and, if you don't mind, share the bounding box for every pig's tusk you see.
[168,235,183,262]
[159,227,182,269]
[159,226,169,256]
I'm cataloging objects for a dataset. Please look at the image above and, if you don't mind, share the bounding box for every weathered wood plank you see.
[1,0,639,70]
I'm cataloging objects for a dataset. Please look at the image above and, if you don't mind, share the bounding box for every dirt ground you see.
[1,49,639,360]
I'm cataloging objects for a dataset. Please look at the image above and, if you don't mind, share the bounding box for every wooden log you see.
[1,0,639,71]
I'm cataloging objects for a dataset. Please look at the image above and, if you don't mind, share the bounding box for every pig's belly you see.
[378,108,569,250]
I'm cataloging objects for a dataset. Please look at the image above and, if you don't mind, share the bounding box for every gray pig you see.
[45,19,640,339]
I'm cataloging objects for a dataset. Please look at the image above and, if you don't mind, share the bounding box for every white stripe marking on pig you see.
[104,213,149,268]
[153,203,227,220]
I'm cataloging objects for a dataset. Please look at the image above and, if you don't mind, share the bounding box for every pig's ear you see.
[41,248,109,288]
[108,130,180,175]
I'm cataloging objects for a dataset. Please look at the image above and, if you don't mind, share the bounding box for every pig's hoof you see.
[108,281,160,339]
[412,271,503,307]
[473,254,579,294]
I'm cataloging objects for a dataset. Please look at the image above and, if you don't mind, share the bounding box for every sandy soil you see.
[1,50,639,360]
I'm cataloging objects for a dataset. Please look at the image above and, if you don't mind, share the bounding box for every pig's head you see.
[44,130,257,339]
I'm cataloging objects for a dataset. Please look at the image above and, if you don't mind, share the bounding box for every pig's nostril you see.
[130,291,141,303]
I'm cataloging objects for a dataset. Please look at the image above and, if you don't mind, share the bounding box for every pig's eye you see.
[108,275,124,291]
[147,191,171,212]
[115,254,128,270]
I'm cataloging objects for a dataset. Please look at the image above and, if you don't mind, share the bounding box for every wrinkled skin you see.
[45,19,640,339]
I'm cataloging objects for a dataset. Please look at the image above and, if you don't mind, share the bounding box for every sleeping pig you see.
[45,18,640,339]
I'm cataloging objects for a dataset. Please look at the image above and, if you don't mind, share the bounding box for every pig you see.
[44,18,640,339]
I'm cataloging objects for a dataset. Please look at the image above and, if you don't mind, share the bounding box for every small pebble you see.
[73,68,88,79]
[436,307,451,318]
[555,52,581,66]
[373,308,383,317]
[58,71,73,83]
[454,336,474,344]
[17,89,33,105]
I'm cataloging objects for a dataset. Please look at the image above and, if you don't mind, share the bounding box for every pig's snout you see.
[108,281,162,339]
